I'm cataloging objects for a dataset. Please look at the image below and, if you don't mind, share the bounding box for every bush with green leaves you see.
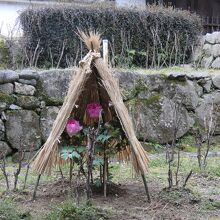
[20,4,202,68]
[45,201,109,220]
[0,200,31,220]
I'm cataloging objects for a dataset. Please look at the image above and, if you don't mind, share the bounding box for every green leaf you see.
[97,133,111,143]
[83,128,89,135]
[95,145,104,152]
[61,152,70,160]
[93,157,103,166]
[59,145,74,154]
[77,146,86,153]
[69,151,81,159]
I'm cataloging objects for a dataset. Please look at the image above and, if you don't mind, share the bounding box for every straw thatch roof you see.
[31,31,149,175]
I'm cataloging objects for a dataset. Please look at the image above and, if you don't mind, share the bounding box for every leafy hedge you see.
[20,4,202,68]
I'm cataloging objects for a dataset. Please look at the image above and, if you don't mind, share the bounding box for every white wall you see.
[116,0,146,9]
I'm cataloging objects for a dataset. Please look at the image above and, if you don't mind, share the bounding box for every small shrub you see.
[45,201,109,220]
[0,200,31,220]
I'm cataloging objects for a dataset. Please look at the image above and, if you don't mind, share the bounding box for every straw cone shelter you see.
[31,31,149,175]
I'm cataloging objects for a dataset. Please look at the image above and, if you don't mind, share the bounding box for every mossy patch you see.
[41,95,63,106]
[127,94,161,109]
[123,78,148,101]
[0,92,15,104]
[15,95,40,110]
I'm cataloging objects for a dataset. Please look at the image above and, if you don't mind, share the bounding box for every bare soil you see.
[0,175,218,220]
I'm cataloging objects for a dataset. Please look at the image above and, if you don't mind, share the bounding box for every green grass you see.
[44,200,110,220]
[18,171,55,186]
[119,66,220,76]
[110,162,134,183]
[0,200,31,220]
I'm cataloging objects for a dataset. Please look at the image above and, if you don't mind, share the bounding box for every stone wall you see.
[0,68,220,154]
[200,32,220,69]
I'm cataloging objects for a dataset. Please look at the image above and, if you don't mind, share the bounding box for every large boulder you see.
[0,83,14,95]
[212,44,220,57]
[202,44,212,56]
[18,79,37,86]
[15,82,36,96]
[0,141,12,155]
[39,69,75,101]
[106,72,200,111]
[198,78,212,93]
[201,56,213,69]
[0,70,19,84]
[40,106,60,142]
[129,96,194,143]
[115,71,199,143]
[195,91,220,134]
[205,32,220,44]
[169,80,200,110]
[114,71,167,100]
[212,74,220,89]
[211,57,220,69]
[15,95,40,109]
[5,110,41,150]
[186,71,210,80]
[18,69,39,80]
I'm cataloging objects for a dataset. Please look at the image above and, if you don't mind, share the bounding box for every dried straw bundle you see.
[31,31,149,175]
[77,30,101,52]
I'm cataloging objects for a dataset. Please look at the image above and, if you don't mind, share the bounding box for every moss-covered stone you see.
[123,78,148,101]
[127,94,161,108]
[0,92,15,104]
[15,95,40,109]
[42,95,63,106]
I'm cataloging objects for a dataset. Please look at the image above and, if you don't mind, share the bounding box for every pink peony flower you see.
[86,102,102,118]
[66,119,82,137]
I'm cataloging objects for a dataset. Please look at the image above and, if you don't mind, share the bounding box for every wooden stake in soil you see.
[141,174,151,203]
[32,174,41,200]
[23,146,34,190]
[103,149,108,198]
[69,158,73,186]
[86,128,96,200]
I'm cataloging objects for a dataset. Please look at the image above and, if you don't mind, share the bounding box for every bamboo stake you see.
[103,149,107,198]
[32,174,41,200]
[103,39,108,65]
[141,174,151,203]
[23,145,34,190]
